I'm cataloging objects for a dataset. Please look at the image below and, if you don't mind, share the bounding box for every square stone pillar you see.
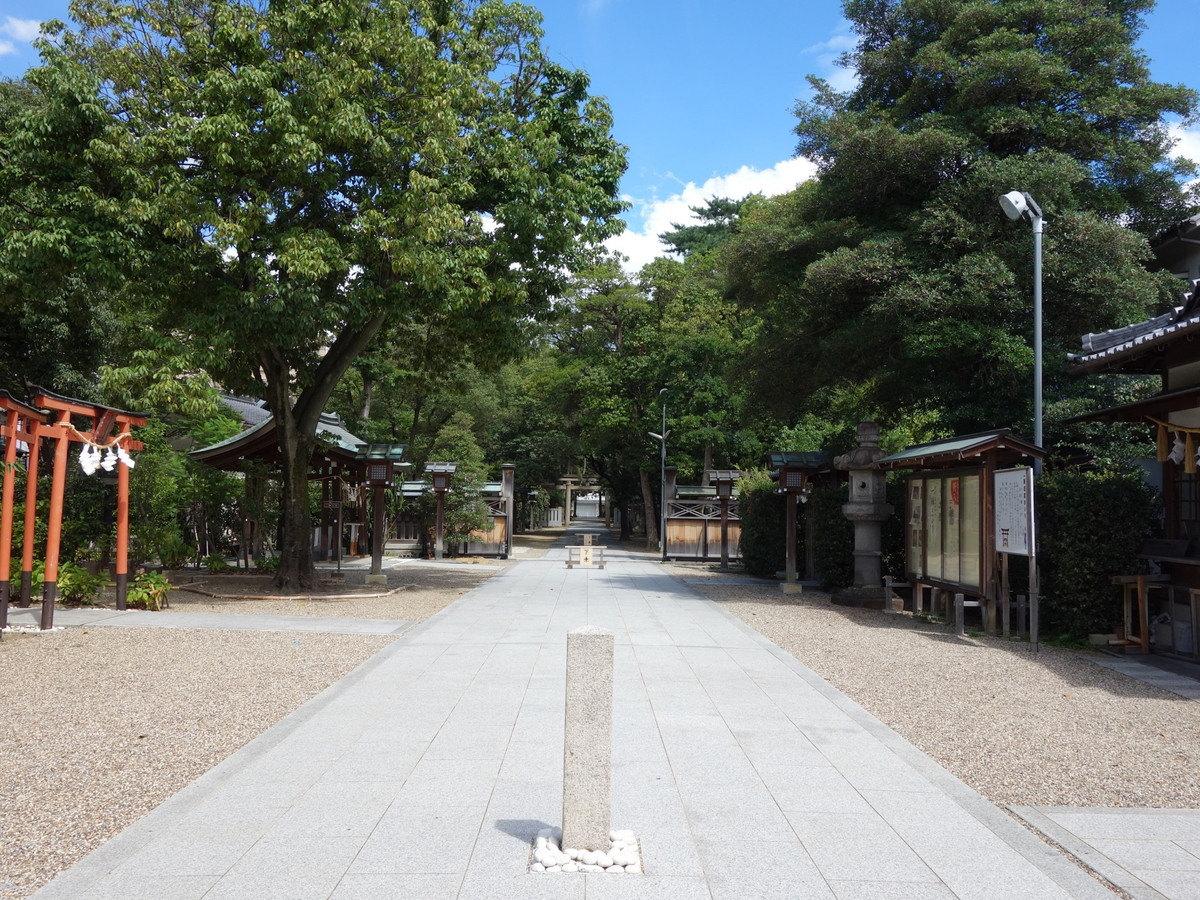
[562,626,613,852]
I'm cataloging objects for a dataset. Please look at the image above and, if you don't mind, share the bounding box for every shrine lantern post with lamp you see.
[426,462,457,560]
[709,470,740,572]
[357,444,408,585]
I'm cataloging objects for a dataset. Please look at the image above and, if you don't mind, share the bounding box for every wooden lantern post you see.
[709,470,740,572]
[426,463,457,560]
[780,465,807,590]
[367,460,393,578]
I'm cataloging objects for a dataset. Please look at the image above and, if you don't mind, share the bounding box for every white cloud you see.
[1,16,42,43]
[801,19,858,95]
[1170,122,1200,166]
[0,39,15,58]
[607,157,817,272]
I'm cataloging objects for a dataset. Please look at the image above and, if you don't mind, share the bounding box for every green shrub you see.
[126,571,171,610]
[155,531,192,568]
[808,481,854,590]
[202,552,232,573]
[255,554,280,574]
[1036,467,1159,639]
[737,470,787,578]
[56,561,108,605]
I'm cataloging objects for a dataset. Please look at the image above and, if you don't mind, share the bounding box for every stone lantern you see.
[832,422,894,609]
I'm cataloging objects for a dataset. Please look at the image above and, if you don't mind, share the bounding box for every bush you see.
[126,571,171,610]
[202,552,231,573]
[255,554,280,574]
[57,561,107,605]
[1037,467,1159,639]
[737,470,787,578]
[807,481,854,590]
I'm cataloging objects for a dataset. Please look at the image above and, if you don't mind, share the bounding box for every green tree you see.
[659,196,749,257]
[3,0,626,588]
[420,412,490,551]
[730,0,1197,445]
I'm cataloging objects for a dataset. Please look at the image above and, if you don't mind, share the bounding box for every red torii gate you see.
[0,387,147,631]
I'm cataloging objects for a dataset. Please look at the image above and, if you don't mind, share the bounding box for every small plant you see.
[57,562,108,606]
[255,554,280,574]
[126,571,171,610]
[156,532,192,569]
[202,552,232,573]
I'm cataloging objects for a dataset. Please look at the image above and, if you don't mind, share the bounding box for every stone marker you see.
[562,626,613,852]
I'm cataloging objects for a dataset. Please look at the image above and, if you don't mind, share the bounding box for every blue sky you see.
[3,0,1199,268]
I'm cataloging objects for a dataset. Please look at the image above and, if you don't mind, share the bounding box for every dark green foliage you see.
[1036,467,1159,638]
[737,470,787,578]
[728,0,1197,441]
[807,480,855,590]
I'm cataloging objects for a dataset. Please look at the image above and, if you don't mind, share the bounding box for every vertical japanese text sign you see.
[994,468,1034,556]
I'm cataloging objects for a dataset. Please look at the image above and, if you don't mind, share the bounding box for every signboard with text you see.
[994,468,1034,557]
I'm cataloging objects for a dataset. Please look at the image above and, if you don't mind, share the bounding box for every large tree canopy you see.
[2,0,627,586]
[729,0,1197,440]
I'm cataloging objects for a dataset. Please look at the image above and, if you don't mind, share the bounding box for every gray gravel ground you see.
[671,570,1200,810]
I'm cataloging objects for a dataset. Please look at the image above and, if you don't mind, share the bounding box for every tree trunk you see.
[617,496,631,541]
[360,373,373,420]
[275,425,319,590]
[702,444,713,485]
[640,468,659,550]
[259,314,388,589]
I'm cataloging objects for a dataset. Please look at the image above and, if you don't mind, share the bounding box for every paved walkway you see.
[26,526,1193,899]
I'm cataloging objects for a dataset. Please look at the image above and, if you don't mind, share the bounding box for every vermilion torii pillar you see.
[29,388,147,630]
[0,393,48,630]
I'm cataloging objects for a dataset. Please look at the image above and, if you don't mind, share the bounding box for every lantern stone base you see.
[365,573,387,586]
[831,585,900,611]
[780,582,804,595]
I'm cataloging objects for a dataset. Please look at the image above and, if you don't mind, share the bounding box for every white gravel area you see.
[669,568,1200,810]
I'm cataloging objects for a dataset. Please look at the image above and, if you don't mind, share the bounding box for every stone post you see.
[562,626,613,852]
[832,421,895,609]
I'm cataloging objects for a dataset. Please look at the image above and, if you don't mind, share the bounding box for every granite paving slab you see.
[32,531,1138,899]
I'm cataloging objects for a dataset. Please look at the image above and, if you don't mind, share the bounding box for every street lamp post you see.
[648,388,668,560]
[999,189,1045,472]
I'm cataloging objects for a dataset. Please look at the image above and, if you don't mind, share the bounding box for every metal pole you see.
[1032,211,1043,475]
[660,400,667,560]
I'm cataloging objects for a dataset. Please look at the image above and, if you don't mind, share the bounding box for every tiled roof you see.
[1068,280,1200,373]
[875,429,1043,469]
[220,394,272,427]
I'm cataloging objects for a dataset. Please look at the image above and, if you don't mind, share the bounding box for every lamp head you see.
[999,190,1028,221]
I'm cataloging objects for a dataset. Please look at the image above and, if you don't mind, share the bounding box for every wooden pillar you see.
[784,493,797,585]
[115,440,131,609]
[719,497,730,571]
[370,484,385,575]
[501,464,515,558]
[434,489,446,560]
[41,411,72,630]
[0,408,19,628]
[18,425,42,608]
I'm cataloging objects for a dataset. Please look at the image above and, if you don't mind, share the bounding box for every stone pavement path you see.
[31,526,1135,899]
